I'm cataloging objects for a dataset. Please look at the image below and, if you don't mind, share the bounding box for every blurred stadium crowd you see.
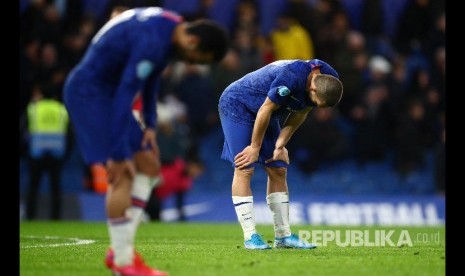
[20,0,445,196]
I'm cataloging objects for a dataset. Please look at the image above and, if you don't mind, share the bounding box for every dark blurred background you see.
[19,0,445,223]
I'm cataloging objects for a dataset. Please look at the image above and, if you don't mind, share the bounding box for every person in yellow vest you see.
[25,84,70,220]
[270,12,315,60]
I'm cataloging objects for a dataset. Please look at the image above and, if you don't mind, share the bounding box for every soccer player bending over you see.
[218,59,343,249]
[64,7,228,275]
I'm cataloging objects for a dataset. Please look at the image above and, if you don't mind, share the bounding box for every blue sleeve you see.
[267,85,291,106]
[267,69,296,106]
[142,75,160,129]
[309,59,339,79]
[110,48,157,160]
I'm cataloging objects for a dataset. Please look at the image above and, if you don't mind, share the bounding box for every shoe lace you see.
[289,233,311,245]
[290,233,299,240]
[251,234,266,245]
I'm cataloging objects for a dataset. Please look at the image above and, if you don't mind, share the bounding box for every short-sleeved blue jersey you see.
[64,7,182,162]
[218,59,339,124]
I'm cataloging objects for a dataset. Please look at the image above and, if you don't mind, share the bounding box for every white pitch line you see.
[20,235,96,249]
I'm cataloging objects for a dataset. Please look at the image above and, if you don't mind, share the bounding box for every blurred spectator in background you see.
[181,0,215,21]
[60,14,97,68]
[230,0,263,72]
[173,63,218,144]
[24,83,71,220]
[211,49,246,102]
[394,0,438,55]
[424,11,445,62]
[359,0,395,60]
[401,67,442,155]
[232,29,264,76]
[146,100,202,221]
[257,35,276,65]
[388,56,409,107]
[431,46,445,111]
[21,1,64,45]
[350,56,395,165]
[289,108,348,174]
[34,43,67,102]
[332,30,368,117]
[360,0,384,48]
[434,115,445,196]
[231,0,260,37]
[315,8,350,65]
[21,0,48,38]
[351,96,390,164]
[270,12,315,60]
[393,98,430,177]
[286,0,319,39]
[20,38,42,116]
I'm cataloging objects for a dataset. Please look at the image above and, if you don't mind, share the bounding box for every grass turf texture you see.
[20,222,445,276]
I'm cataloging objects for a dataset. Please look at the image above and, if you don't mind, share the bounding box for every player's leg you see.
[48,155,63,220]
[104,159,167,275]
[128,116,161,229]
[264,166,290,237]
[264,165,315,249]
[106,158,137,267]
[232,167,257,240]
[63,91,138,267]
[105,116,164,272]
[26,157,43,220]
[131,150,161,224]
[261,120,316,249]
[220,112,270,249]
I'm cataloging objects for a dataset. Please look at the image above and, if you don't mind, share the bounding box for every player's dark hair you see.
[314,74,343,107]
[186,19,230,62]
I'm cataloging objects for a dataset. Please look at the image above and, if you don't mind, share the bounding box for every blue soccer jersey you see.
[64,7,182,164]
[218,59,339,168]
[219,59,339,124]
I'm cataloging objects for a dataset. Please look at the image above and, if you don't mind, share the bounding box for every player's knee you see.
[265,166,287,181]
[137,164,159,177]
[134,151,160,176]
[234,167,255,178]
[140,168,159,177]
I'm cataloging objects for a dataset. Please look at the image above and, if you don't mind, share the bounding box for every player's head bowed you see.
[311,74,343,108]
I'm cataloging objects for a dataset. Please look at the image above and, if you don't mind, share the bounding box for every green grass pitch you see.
[20,222,445,276]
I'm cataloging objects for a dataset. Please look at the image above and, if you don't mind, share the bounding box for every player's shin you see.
[266,192,291,238]
[108,217,134,266]
[232,196,257,240]
[127,173,161,228]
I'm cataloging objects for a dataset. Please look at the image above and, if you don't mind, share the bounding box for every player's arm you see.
[264,106,312,165]
[234,97,280,169]
[276,106,312,149]
[110,55,150,161]
[141,74,160,131]
[140,74,161,155]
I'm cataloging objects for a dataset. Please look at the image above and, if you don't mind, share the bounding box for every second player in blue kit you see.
[64,7,229,275]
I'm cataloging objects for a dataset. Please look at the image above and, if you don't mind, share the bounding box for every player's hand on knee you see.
[141,128,158,156]
[106,159,136,185]
[265,147,289,165]
[234,146,259,169]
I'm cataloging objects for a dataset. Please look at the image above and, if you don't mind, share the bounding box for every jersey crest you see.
[277,86,290,97]
[136,60,154,80]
